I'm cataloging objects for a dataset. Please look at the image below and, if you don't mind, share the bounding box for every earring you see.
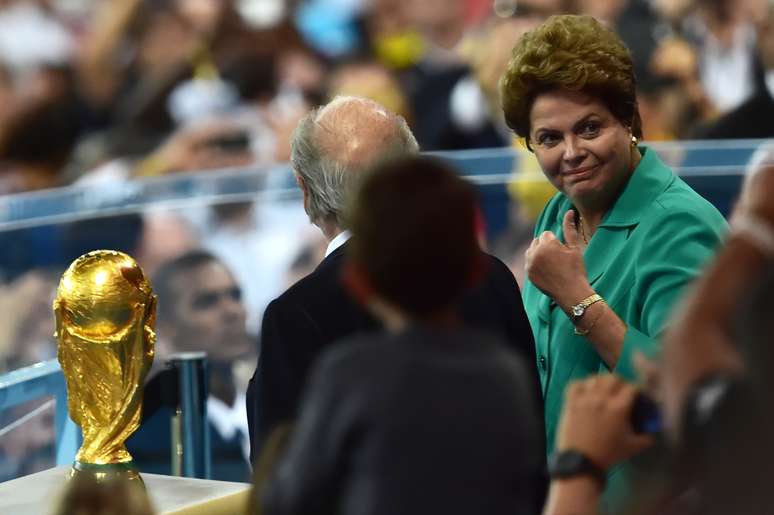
[631,135,638,147]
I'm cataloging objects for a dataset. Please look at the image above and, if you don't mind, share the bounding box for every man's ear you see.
[294,171,306,192]
[294,171,310,214]
[341,260,374,307]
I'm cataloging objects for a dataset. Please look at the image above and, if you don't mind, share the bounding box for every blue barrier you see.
[0,360,80,465]
[168,353,211,479]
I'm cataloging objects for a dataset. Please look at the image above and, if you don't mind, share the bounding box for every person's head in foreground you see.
[290,95,418,240]
[501,14,642,216]
[344,154,485,326]
[54,474,155,515]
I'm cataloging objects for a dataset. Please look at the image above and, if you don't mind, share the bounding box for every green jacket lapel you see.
[557,147,675,286]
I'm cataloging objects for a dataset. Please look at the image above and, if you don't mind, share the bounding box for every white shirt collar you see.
[765,70,774,100]
[325,230,351,257]
[207,392,250,461]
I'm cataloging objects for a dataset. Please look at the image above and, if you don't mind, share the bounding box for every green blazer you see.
[523,147,727,509]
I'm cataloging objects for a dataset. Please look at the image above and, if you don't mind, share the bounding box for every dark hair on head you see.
[152,249,219,321]
[348,155,481,317]
[221,53,277,103]
[54,474,155,515]
[500,14,642,149]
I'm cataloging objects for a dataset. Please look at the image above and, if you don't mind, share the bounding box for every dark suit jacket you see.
[247,241,542,462]
[696,85,774,139]
[262,326,543,515]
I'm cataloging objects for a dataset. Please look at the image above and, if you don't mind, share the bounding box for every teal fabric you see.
[523,147,727,510]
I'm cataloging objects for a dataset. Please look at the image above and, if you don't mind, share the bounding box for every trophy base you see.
[69,461,145,489]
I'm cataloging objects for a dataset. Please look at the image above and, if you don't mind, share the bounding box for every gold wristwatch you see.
[570,293,603,323]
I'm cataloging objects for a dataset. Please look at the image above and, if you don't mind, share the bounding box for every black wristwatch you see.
[548,449,607,486]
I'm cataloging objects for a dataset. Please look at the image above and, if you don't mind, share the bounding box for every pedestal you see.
[0,466,251,515]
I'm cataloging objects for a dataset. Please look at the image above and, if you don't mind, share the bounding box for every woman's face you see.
[529,89,635,210]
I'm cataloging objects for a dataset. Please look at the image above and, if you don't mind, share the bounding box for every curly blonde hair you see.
[500,15,641,149]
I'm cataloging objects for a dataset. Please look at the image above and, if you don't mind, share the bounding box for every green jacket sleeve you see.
[614,207,726,380]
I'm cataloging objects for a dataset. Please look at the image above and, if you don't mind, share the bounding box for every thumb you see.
[562,209,580,247]
[625,433,656,456]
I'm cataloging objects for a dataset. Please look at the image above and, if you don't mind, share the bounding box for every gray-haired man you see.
[246,96,542,467]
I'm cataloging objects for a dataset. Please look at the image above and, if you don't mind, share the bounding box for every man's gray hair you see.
[290,97,419,228]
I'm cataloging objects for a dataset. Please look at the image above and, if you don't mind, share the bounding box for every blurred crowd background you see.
[0,0,771,482]
[0,0,769,195]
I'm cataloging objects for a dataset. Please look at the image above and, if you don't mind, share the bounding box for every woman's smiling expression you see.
[529,89,638,211]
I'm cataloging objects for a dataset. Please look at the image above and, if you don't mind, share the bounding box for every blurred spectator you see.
[0,0,771,200]
[0,398,55,482]
[458,15,543,142]
[0,0,74,76]
[0,0,771,199]
[294,0,367,59]
[128,250,255,481]
[132,211,198,279]
[197,198,311,336]
[74,0,311,161]
[0,64,84,193]
[0,268,57,372]
[406,0,467,52]
[59,213,145,265]
[341,0,510,150]
[133,118,256,177]
[695,1,774,139]
[572,0,628,26]
[326,59,412,122]
[611,1,712,139]
[689,0,759,114]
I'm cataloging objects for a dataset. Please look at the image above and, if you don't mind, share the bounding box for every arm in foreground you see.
[543,375,654,515]
[661,164,774,437]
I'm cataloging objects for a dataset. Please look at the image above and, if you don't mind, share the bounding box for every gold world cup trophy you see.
[54,250,156,483]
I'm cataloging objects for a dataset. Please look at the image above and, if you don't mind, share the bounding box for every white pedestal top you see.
[0,466,251,515]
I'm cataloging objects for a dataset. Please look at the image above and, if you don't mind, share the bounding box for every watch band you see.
[574,304,605,336]
[548,449,607,486]
[570,293,603,323]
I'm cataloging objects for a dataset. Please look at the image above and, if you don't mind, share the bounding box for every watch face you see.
[553,450,584,474]
[548,450,604,481]
[572,305,584,317]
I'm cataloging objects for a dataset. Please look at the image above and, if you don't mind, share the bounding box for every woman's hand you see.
[557,374,655,470]
[525,209,593,306]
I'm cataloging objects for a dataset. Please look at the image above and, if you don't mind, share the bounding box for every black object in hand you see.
[630,392,661,434]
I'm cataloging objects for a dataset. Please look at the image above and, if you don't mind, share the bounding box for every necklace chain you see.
[578,215,589,244]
